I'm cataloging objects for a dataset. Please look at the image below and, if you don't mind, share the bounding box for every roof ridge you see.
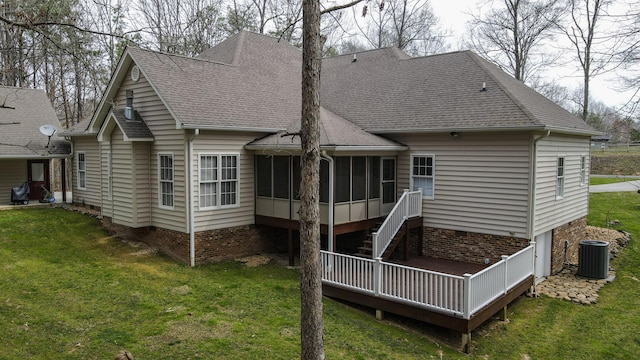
[127,46,234,67]
[465,51,541,126]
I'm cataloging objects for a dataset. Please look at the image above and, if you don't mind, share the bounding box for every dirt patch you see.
[145,315,232,349]
[236,253,294,267]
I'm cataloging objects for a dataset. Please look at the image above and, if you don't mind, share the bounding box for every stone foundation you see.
[551,216,587,274]
[422,227,530,265]
[101,217,287,265]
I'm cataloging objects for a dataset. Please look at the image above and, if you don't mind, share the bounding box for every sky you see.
[428,0,636,111]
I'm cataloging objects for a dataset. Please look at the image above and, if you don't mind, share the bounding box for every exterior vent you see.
[577,240,609,279]
[124,90,134,120]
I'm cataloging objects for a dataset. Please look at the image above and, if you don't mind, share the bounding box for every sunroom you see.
[246,108,410,259]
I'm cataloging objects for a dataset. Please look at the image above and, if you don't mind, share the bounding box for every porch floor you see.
[389,256,488,276]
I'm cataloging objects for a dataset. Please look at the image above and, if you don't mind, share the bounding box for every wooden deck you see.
[322,253,534,347]
[390,256,488,276]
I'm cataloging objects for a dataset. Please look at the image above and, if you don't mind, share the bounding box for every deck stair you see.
[356,223,408,260]
[358,189,423,259]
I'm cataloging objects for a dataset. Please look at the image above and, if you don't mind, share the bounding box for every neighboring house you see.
[0,86,71,204]
[591,135,610,149]
[61,31,597,348]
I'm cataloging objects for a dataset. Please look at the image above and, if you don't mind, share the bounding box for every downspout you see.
[188,129,200,267]
[321,151,334,253]
[530,130,550,282]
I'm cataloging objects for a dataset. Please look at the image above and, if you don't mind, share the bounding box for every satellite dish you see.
[39,124,57,137]
[39,124,57,150]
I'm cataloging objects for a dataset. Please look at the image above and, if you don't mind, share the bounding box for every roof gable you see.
[98,110,154,142]
[246,107,407,151]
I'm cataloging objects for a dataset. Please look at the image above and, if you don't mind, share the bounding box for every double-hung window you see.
[77,152,86,190]
[159,154,174,208]
[556,156,565,199]
[199,154,239,209]
[411,155,434,198]
[580,155,587,186]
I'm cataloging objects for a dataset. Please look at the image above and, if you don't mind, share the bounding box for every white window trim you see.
[107,152,112,200]
[556,155,565,200]
[410,154,435,200]
[77,152,86,190]
[158,153,175,209]
[198,153,240,210]
[579,154,587,187]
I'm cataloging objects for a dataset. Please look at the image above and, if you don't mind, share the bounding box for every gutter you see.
[188,128,200,267]
[321,151,334,253]
[369,125,598,137]
[181,123,285,133]
[245,145,408,152]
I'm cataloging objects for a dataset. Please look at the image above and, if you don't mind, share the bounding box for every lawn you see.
[1,191,639,359]
[0,207,458,359]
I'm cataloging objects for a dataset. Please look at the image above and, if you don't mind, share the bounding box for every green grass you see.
[0,208,458,359]
[471,191,640,359]
[589,177,639,185]
[2,192,639,359]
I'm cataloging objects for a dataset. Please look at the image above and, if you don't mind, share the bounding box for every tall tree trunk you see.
[300,0,324,358]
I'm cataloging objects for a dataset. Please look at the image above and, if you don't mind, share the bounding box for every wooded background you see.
[1,0,638,142]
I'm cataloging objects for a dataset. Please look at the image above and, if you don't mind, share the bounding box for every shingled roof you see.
[0,86,70,158]
[246,107,407,151]
[78,31,594,140]
[321,49,595,135]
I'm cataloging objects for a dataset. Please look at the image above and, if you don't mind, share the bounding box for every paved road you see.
[590,180,640,193]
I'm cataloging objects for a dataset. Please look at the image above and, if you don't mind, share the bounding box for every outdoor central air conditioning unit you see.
[577,240,610,279]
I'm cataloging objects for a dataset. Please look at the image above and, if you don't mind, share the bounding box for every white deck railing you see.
[321,243,534,319]
[372,189,423,258]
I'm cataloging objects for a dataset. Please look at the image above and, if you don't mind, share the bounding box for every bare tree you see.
[467,0,565,82]
[560,0,617,121]
[300,0,323,356]
[352,0,447,55]
[136,0,225,56]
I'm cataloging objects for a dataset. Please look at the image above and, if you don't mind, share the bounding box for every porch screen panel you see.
[369,156,380,199]
[320,160,329,203]
[293,156,329,203]
[273,156,289,199]
[256,155,272,197]
[293,156,301,200]
[352,156,366,201]
[335,157,350,203]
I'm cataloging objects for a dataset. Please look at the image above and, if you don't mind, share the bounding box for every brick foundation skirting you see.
[101,217,288,265]
[551,217,586,274]
[422,227,530,265]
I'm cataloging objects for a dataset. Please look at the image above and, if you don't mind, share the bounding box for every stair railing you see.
[372,189,422,258]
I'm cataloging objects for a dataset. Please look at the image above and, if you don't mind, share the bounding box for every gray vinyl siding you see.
[114,64,187,232]
[391,132,532,238]
[71,137,101,207]
[0,160,27,204]
[534,134,590,234]
[191,131,262,231]
[100,141,112,218]
[110,126,136,226]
